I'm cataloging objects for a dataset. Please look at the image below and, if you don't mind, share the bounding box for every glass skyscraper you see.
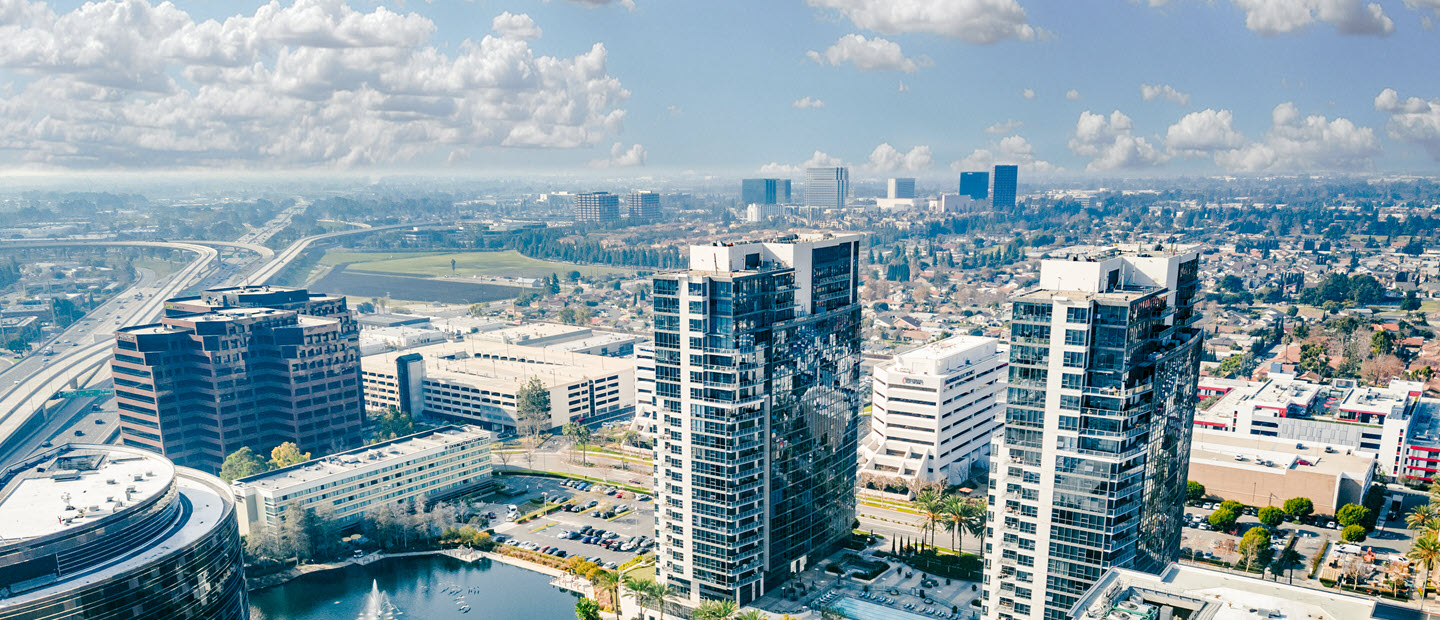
[804,167,849,210]
[741,178,791,205]
[993,165,1018,209]
[983,247,1203,620]
[960,171,990,200]
[652,234,863,606]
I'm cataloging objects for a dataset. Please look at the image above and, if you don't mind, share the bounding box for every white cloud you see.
[1375,88,1440,160]
[897,80,909,93]
[0,1,630,168]
[1141,83,1191,105]
[985,119,1023,135]
[950,135,1059,174]
[1165,109,1246,155]
[1068,110,1169,171]
[589,142,646,168]
[805,0,1037,44]
[805,34,926,73]
[1021,88,1035,99]
[866,143,932,173]
[492,12,541,39]
[1229,0,1394,36]
[1408,0,1440,16]
[793,96,825,109]
[1065,89,1081,101]
[1213,102,1380,172]
[758,149,842,175]
[565,0,637,10]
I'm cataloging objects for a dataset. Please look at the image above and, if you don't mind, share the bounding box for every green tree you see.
[1186,481,1206,504]
[1219,500,1245,514]
[1403,291,1423,311]
[563,421,593,465]
[1217,355,1244,378]
[1208,507,1238,532]
[1270,547,1305,583]
[914,489,943,549]
[1409,531,1440,599]
[568,270,582,282]
[1408,502,1440,534]
[270,442,311,468]
[694,599,739,620]
[575,597,602,620]
[1336,503,1370,528]
[1238,527,1273,573]
[219,447,271,483]
[1258,506,1285,529]
[589,569,620,619]
[1283,497,1314,520]
[736,611,769,620]
[1373,330,1396,357]
[369,405,427,442]
[516,377,552,440]
[942,495,985,553]
[5,338,29,354]
[1342,524,1368,542]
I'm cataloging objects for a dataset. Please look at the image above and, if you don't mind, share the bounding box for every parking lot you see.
[484,475,655,569]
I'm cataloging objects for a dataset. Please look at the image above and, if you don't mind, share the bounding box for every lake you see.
[248,555,581,620]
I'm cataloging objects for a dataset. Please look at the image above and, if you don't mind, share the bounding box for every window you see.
[1062,351,1085,368]
[1064,329,1087,346]
[1059,396,1081,411]
[1060,373,1084,389]
[1065,307,1089,323]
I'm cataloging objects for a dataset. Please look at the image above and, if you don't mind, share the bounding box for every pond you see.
[248,555,581,620]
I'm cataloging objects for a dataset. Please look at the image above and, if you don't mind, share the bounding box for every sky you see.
[1,0,1439,180]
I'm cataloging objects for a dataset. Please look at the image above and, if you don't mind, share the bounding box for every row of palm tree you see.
[612,575,803,620]
[1407,485,1440,600]
[913,489,986,553]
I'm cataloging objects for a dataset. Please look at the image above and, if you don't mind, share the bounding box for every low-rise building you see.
[231,425,492,536]
[542,332,644,358]
[361,339,634,433]
[1188,429,1373,515]
[472,323,593,347]
[359,325,450,355]
[860,335,1006,485]
[1068,563,1382,620]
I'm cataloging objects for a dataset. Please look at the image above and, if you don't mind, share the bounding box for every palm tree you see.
[590,570,620,619]
[735,611,769,620]
[576,597,602,620]
[623,576,659,620]
[1409,531,1440,600]
[694,599,738,620]
[1410,502,1440,534]
[914,489,943,549]
[941,495,964,552]
[961,498,986,553]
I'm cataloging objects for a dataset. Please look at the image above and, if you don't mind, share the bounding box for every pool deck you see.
[746,548,982,620]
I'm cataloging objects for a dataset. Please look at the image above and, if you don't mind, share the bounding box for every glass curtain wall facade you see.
[652,234,863,606]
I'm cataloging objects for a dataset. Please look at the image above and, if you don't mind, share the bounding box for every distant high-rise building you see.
[983,247,1203,620]
[629,190,661,219]
[113,286,363,473]
[653,234,864,606]
[805,167,849,210]
[574,191,620,222]
[0,444,248,620]
[960,171,990,200]
[993,164,1018,209]
[741,178,791,205]
[887,178,916,200]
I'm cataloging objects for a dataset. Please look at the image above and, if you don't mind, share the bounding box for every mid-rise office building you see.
[113,286,363,474]
[741,178,791,205]
[960,171,990,200]
[0,444,248,620]
[629,190,662,220]
[232,425,492,535]
[887,177,916,200]
[860,336,1006,485]
[804,167,849,210]
[984,247,1203,620]
[993,164,1018,209]
[653,234,864,605]
[575,191,621,223]
[746,203,786,222]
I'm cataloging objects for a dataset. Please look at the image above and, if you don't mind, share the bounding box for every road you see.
[0,241,220,456]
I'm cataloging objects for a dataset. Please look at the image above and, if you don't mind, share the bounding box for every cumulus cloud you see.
[1022,88,1036,99]
[1165,109,1247,155]
[758,149,842,175]
[898,80,909,93]
[1375,88,1440,160]
[985,119,1023,135]
[950,135,1059,174]
[805,34,926,73]
[1068,110,1169,171]
[1141,83,1190,105]
[866,143,932,173]
[0,1,631,168]
[805,0,1037,44]
[1407,0,1440,16]
[1230,0,1394,36]
[589,142,646,168]
[1065,89,1081,101]
[793,96,825,109]
[1213,102,1380,172]
[492,12,541,39]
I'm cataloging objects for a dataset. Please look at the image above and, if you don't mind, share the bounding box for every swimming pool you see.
[826,596,956,620]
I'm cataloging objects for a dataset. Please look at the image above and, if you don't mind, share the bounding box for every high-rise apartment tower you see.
[983,247,1203,620]
[652,234,864,606]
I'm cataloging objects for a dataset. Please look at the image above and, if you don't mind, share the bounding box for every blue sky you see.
[2,0,1438,178]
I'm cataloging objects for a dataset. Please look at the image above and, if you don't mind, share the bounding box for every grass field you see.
[131,257,183,278]
[321,250,631,279]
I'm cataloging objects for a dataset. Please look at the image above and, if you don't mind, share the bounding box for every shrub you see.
[1208,507,1238,531]
[1342,525,1367,542]
[1283,497,1314,519]
[1336,504,1369,528]
[1258,506,1285,528]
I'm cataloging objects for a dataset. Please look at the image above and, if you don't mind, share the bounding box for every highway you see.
[247,220,439,285]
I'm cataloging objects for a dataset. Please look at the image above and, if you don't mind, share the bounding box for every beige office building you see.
[1187,429,1374,515]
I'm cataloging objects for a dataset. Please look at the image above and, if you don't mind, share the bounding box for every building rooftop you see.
[1070,563,1377,620]
[1190,429,1372,479]
[542,332,644,353]
[364,339,630,389]
[0,446,174,541]
[1339,381,1422,417]
[889,335,1000,376]
[473,323,591,345]
[232,425,491,491]
[357,313,432,328]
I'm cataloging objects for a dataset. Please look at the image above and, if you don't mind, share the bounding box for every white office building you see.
[860,336,1006,485]
[630,344,659,439]
[232,425,492,535]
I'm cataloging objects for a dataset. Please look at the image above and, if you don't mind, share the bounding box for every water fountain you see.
[358,580,402,620]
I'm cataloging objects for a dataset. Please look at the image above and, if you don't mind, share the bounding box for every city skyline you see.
[0,1,1436,177]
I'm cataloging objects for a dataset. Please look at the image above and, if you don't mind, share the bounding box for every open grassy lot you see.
[321,249,631,279]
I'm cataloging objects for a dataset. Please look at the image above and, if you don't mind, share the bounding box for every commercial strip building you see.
[653,234,864,605]
[1067,563,1381,620]
[112,285,363,474]
[0,444,247,619]
[859,335,1006,486]
[984,247,1204,620]
[361,339,634,433]
[1187,429,1373,515]
[231,425,492,536]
